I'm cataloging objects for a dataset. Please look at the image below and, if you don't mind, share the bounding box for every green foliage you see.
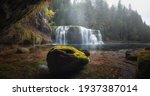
[14,22,32,44]
[44,8,55,19]
[138,51,150,63]
[14,22,43,45]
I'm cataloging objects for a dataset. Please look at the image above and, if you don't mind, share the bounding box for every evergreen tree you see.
[52,0,150,42]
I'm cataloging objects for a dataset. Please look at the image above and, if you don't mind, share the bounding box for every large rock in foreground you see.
[46,46,90,75]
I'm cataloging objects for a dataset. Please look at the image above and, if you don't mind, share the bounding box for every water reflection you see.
[49,43,150,51]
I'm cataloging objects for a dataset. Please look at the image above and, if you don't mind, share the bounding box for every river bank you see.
[75,50,137,79]
[0,46,140,79]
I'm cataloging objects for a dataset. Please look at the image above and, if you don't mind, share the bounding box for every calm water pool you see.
[45,43,150,51]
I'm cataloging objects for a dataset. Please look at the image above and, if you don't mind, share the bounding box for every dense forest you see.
[51,0,150,42]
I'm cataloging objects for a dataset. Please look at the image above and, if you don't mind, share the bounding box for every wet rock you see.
[81,50,90,57]
[16,47,30,53]
[145,46,150,51]
[125,50,137,61]
[46,46,90,76]
[0,0,42,31]
[67,26,82,44]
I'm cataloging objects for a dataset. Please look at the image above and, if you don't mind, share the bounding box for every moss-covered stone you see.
[137,51,150,78]
[46,46,90,75]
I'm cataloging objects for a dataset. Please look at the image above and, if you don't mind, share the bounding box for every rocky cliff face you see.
[0,0,42,31]
[0,0,53,45]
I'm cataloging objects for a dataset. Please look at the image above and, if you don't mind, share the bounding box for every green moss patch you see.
[137,51,150,78]
[49,46,90,61]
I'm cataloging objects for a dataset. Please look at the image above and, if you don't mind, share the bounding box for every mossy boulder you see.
[137,51,150,78]
[46,46,90,75]
[81,50,90,57]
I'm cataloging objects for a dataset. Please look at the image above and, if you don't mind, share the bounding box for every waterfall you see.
[55,26,104,45]
[79,26,104,45]
[56,26,69,45]
[97,30,104,44]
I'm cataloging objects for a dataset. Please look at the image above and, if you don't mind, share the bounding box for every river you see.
[47,43,150,51]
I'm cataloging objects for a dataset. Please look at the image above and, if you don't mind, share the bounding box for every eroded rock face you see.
[0,0,53,45]
[0,0,42,31]
[46,46,90,75]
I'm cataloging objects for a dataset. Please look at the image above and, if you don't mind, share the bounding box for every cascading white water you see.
[97,30,104,44]
[55,26,104,45]
[79,26,104,45]
[56,26,69,45]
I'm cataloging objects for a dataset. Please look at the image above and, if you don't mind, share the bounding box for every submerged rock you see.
[46,46,90,75]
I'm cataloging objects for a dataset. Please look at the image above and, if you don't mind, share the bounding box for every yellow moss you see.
[50,46,90,62]
[138,51,150,63]
[13,21,45,44]
[44,8,55,19]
